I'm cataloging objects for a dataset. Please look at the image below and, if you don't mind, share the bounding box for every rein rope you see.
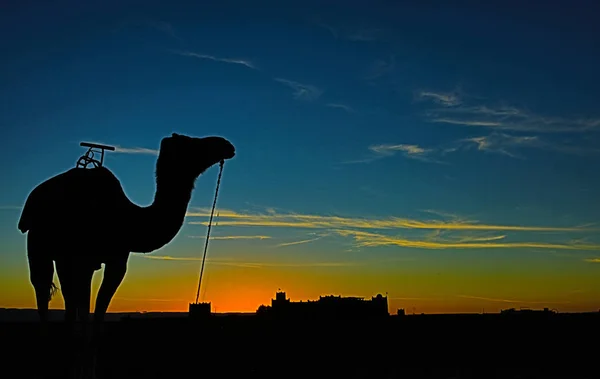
[195,159,225,304]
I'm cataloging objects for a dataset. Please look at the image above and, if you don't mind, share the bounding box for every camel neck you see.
[128,175,194,253]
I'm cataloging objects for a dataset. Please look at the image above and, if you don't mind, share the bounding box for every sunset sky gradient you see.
[1,0,600,314]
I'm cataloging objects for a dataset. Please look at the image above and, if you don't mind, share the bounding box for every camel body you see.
[19,166,136,269]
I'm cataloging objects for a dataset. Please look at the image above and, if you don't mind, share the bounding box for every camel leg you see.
[26,232,55,327]
[28,255,55,325]
[75,268,95,379]
[56,261,96,379]
[55,260,78,328]
[55,260,77,378]
[27,252,55,378]
[76,267,94,327]
[94,256,128,323]
[91,257,128,379]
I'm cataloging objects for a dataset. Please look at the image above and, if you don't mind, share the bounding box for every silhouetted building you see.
[258,291,389,320]
[500,307,557,315]
[189,302,211,318]
[397,308,406,316]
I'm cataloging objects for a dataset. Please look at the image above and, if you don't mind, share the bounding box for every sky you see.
[1,0,600,314]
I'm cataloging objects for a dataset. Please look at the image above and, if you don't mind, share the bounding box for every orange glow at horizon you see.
[1,248,599,315]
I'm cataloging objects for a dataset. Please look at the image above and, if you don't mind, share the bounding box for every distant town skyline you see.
[1,1,600,314]
[1,289,592,322]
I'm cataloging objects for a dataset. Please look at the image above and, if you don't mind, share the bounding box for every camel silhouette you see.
[17,133,235,376]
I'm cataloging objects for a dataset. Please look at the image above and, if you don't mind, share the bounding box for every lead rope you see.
[195,160,225,304]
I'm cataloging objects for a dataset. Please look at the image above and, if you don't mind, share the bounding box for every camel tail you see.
[18,197,33,233]
[49,282,59,302]
[17,189,39,233]
[17,218,29,234]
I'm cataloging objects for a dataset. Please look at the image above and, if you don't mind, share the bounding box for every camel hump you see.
[18,166,124,233]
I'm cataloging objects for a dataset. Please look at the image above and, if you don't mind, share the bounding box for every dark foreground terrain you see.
[2,312,598,379]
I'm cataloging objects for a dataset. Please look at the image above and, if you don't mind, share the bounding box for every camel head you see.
[157,133,236,180]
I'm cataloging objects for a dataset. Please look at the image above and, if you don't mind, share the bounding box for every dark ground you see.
[2,312,598,379]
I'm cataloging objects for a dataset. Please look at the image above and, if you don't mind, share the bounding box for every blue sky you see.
[1,0,600,313]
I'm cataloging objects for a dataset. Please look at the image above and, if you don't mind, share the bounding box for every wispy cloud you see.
[370,144,430,157]
[274,78,322,101]
[457,294,568,305]
[455,235,507,243]
[417,90,462,107]
[186,208,596,233]
[326,103,354,113]
[145,21,179,41]
[275,233,329,248]
[114,146,159,155]
[86,142,158,155]
[175,51,257,70]
[312,17,338,39]
[448,132,600,158]
[275,237,322,247]
[369,143,445,164]
[425,228,508,244]
[365,56,395,82]
[352,128,599,164]
[420,93,600,133]
[139,255,358,268]
[334,229,600,251]
[0,205,21,211]
[456,133,541,159]
[342,143,442,165]
[188,235,271,240]
[184,208,600,252]
[420,209,473,222]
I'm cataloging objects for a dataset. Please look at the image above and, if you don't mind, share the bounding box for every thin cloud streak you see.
[355,129,598,164]
[188,235,271,240]
[420,91,600,133]
[114,146,159,155]
[456,133,539,159]
[0,205,22,210]
[433,119,502,127]
[365,56,395,81]
[274,78,322,101]
[87,141,158,155]
[417,90,462,107]
[185,208,599,251]
[326,103,354,113]
[175,51,257,70]
[583,258,600,263]
[139,255,358,268]
[454,235,507,243]
[186,208,596,233]
[275,236,325,248]
[450,132,600,158]
[370,144,430,156]
[368,143,445,164]
[334,229,600,251]
[458,294,568,305]
[343,143,445,165]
